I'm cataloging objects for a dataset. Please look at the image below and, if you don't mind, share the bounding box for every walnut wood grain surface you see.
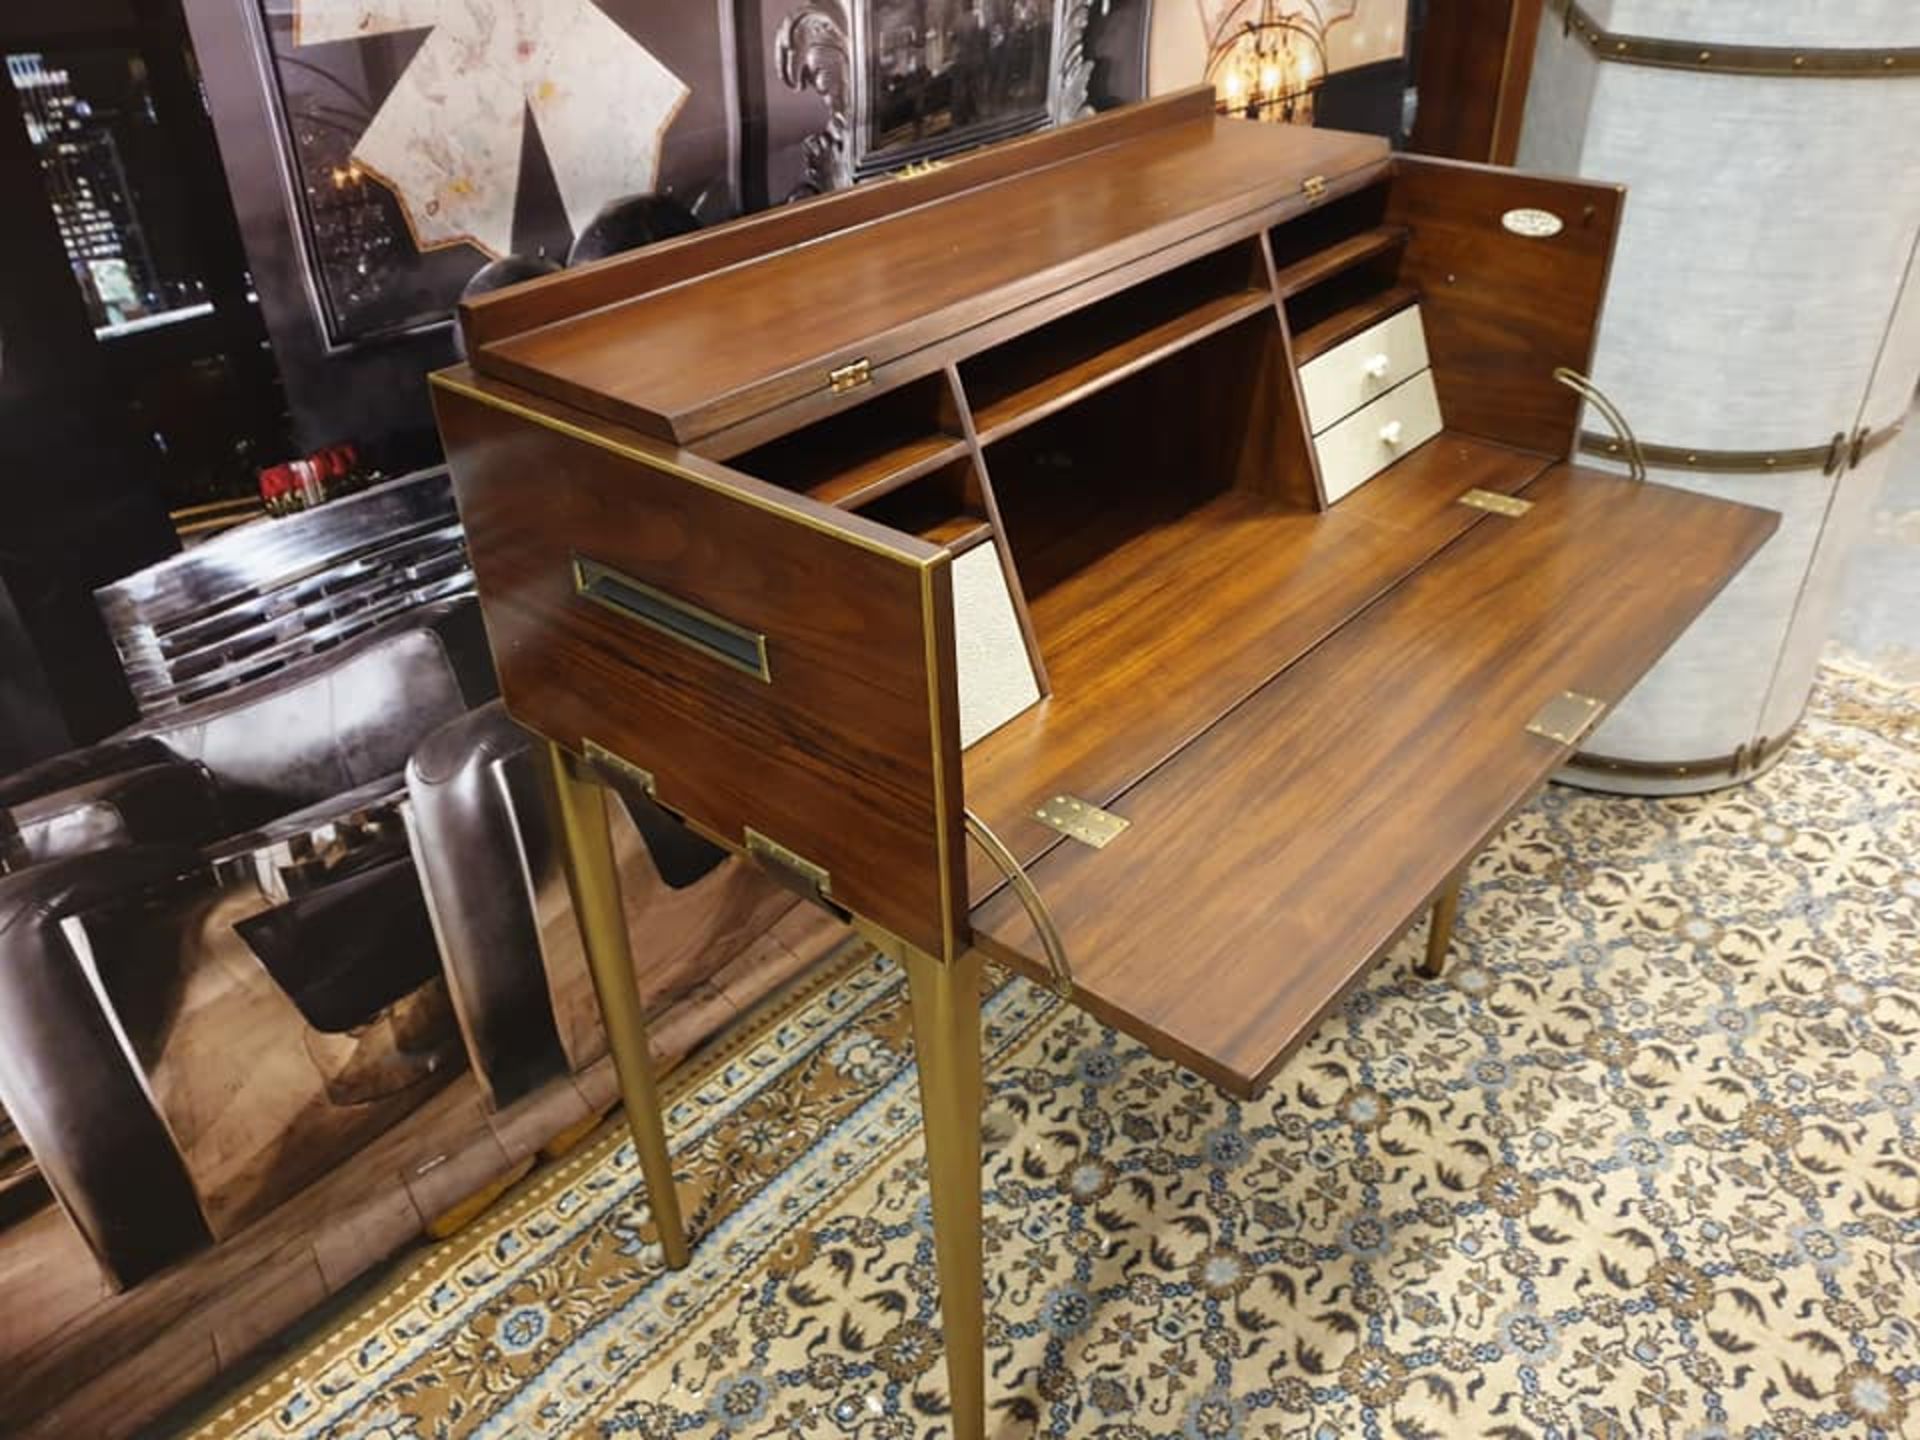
[432,371,965,962]
[962,431,1554,903]
[477,119,1387,443]
[971,465,1777,1095]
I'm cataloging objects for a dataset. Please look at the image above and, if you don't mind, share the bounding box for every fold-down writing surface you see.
[971,465,1777,1096]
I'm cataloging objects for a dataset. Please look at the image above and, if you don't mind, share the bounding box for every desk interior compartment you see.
[958,241,1277,444]
[727,373,967,509]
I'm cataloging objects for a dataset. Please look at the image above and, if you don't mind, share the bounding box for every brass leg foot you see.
[544,742,691,1270]
[895,937,986,1440]
[1417,872,1464,979]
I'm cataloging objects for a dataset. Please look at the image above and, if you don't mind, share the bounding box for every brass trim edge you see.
[964,810,1072,997]
[573,555,772,682]
[1577,419,1905,475]
[581,738,658,796]
[921,558,959,966]
[1550,0,1920,77]
[1526,691,1606,746]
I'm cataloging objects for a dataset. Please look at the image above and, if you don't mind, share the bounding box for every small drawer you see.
[1313,370,1442,504]
[1298,303,1430,433]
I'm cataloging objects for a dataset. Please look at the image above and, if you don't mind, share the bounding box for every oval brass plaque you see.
[1502,207,1564,238]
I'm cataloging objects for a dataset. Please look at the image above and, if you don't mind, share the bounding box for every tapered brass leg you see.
[885,932,986,1440]
[543,742,691,1270]
[1418,871,1465,979]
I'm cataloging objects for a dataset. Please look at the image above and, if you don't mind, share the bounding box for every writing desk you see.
[432,89,1776,1436]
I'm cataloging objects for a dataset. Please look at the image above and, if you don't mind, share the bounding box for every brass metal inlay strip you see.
[1549,0,1920,77]
[573,555,772,682]
[1459,488,1533,517]
[1033,794,1130,848]
[1527,691,1606,747]
[1577,420,1905,476]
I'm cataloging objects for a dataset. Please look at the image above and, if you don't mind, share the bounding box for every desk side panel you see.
[432,380,964,960]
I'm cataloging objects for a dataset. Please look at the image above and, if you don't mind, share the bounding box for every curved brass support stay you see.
[1554,367,1646,482]
[963,810,1074,998]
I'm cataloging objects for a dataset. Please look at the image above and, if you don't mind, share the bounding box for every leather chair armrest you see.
[0,735,176,811]
[405,703,567,1108]
[0,847,215,1287]
[7,761,223,868]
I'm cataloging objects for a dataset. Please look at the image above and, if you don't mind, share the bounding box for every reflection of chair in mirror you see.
[0,597,496,1286]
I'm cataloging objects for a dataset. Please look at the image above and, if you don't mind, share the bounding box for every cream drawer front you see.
[1313,371,1442,504]
[1298,304,1430,433]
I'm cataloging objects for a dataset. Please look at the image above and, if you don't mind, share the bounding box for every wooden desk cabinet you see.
[433,89,1775,1436]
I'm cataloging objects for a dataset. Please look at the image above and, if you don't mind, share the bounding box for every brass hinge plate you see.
[1034,794,1130,848]
[1459,488,1533,517]
[745,827,832,899]
[582,738,657,796]
[1527,691,1606,746]
[1302,174,1328,200]
[829,357,872,394]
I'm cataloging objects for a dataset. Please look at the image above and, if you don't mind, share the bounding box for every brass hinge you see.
[1458,488,1533,517]
[829,357,872,394]
[1526,691,1606,746]
[897,157,948,180]
[1302,174,1328,200]
[745,827,833,904]
[581,738,657,797]
[1034,794,1130,849]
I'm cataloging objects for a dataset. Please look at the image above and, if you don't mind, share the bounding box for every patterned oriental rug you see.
[191,663,1920,1440]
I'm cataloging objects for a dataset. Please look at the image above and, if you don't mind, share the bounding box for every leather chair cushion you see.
[131,597,497,826]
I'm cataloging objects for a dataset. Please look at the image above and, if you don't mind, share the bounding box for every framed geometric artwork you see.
[232,0,743,350]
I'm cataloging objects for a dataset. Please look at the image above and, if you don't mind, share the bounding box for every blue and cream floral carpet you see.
[192,662,1920,1440]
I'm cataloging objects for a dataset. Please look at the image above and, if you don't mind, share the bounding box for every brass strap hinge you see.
[829,357,872,394]
[1458,488,1533,517]
[581,738,657,797]
[1527,691,1606,746]
[1034,794,1129,848]
[744,828,834,907]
